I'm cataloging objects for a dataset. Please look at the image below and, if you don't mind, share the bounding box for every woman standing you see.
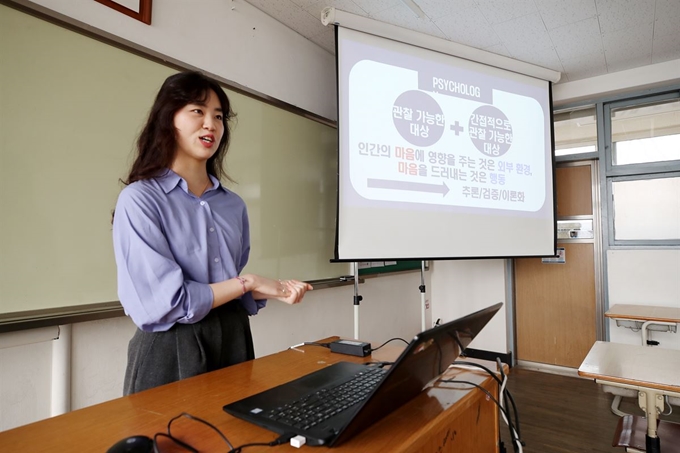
[113,71,312,395]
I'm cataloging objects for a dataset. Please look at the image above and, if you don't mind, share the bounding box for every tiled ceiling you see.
[242,0,680,83]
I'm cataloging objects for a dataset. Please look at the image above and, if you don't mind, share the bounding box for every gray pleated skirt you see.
[123,300,254,395]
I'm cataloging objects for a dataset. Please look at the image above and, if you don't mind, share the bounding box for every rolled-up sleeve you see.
[113,188,213,331]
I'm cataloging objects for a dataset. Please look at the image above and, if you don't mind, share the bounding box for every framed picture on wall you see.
[94,0,152,25]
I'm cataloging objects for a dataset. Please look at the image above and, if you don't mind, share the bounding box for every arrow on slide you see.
[367,179,450,196]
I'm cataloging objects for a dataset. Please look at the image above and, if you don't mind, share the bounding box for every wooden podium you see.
[0,337,502,452]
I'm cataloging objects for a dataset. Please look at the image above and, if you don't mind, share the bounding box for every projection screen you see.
[335,25,556,261]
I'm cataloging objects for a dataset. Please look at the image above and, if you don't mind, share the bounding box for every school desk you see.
[0,337,504,452]
[578,341,680,453]
[606,304,680,346]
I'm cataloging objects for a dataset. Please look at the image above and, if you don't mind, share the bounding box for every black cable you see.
[228,432,295,453]
[438,378,508,419]
[453,360,521,436]
[370,337,409,352]
[455,360,513,450]
[439,378,523,453]
[303,341,331,348]
[452,361,498,380]
[451,361,523,452]
[153,432,197,453]
[153,412,236,452]
[168,412,235,450]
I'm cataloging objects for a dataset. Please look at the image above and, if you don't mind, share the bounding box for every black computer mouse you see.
[106,435,154,453]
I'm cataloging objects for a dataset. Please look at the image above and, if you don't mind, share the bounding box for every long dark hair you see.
[123,71,236,185]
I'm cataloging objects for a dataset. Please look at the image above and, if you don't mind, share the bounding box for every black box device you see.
[329,339,372,357]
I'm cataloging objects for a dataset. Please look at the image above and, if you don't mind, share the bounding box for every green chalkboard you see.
[0,4,347,316]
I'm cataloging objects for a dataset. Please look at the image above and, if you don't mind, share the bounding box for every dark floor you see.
[497,368,680,453]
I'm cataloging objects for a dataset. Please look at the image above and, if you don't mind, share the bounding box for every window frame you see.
[606,172,680,247]
[603,91,680,178]
[553,105,599,163]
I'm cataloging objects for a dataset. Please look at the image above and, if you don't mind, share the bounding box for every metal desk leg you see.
[639,390,664,453]
[641,320,677,346]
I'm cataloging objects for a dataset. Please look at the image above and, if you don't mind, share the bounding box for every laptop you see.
[222,302,503,447]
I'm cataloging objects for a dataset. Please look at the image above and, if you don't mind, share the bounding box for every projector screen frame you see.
[331,22,558,262]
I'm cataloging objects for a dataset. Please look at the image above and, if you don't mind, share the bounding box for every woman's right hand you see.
[246,274,313,304]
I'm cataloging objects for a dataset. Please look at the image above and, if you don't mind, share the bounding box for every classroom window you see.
[605,91,680,246]
[611,99,680,166]
[612,176,680,240]
[553,107,597,157]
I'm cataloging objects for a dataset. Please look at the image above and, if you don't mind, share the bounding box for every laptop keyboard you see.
[264,366,387,430]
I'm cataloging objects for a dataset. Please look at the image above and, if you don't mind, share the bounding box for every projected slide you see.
[348,60,545,212]
[335,26,555,260]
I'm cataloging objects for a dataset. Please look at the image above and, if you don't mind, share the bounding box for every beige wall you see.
[607,250,680,349]
[13,0,337,120]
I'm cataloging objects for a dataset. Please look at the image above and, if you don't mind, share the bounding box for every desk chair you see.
[612,415,680,453]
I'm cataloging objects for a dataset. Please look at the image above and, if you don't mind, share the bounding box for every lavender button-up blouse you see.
[112,169,265,332]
